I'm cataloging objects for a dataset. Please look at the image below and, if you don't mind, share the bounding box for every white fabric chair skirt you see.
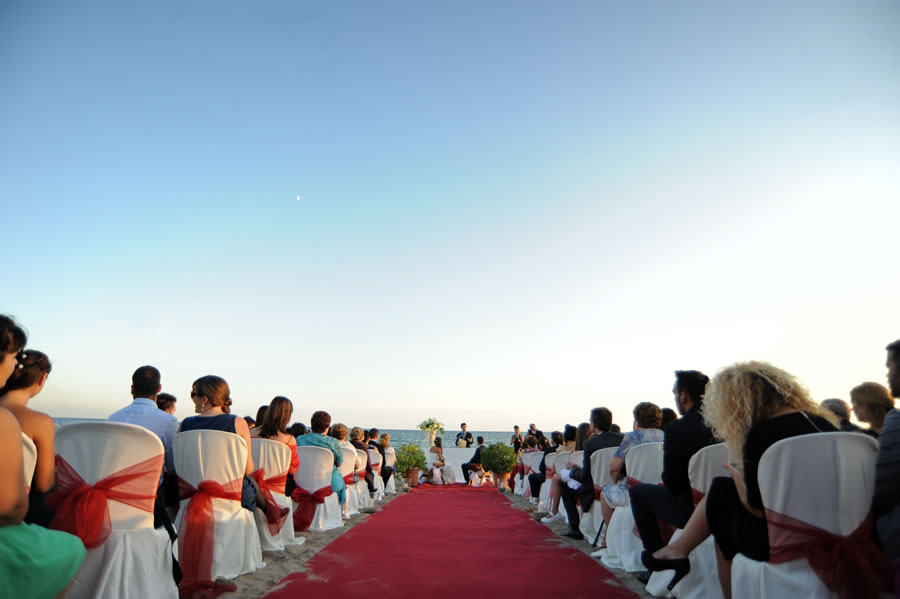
[339,447,360,517]
[647,443,730,598]
[174,429,265,580]
[602,442,663,573]
[368,448,386,500]
[537,452,555,511]
[56,422,178,599]
[383,447,397,494]
[21,433,37,489]
[250,438,304,551]
[354,449,373,510]
[731,433,880,599]
[295,446,343,532]
[580,447,618,542]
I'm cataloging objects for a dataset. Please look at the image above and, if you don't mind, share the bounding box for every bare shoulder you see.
[0,407,20,434]
[17,407,54,439]
[233,415,250,436]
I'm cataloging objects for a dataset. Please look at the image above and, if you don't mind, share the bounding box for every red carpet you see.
[262,485,637,599]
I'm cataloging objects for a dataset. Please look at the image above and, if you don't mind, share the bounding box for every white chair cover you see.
[731,433,880,599]
[646,443,730,598]
[602,442,662,572]
[354,449,373,510]
[294,446,343,532]
[56,422,177,599]
[580,447,617,541]
[537,452,558,511]
[250,438,303,551]
[368,448,386,499]
[339,447,359,517]
[551,451,573,520]
[383,447,397,494]
[21,433,36,490]
[174,429,265,580]
[521,451,544,498]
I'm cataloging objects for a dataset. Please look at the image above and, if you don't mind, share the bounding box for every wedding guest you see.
[156,393,177,415]
[289,422,307,437]
[821,398,869,434]
[0,350,55,525]
[331,424,361,471]
[661,408,678,428]
[874,340,900,570]
[850,382,895,437]
[377,433,394,485]
[179,375,261,511]
[0,406,86,599]
[296,411,345,506]
[255,405,268,428]
[252,396,299,494]
[349,426,376,493]
[642,362,839,597]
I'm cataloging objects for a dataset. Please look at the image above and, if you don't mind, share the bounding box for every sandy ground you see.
[219,483,653,599]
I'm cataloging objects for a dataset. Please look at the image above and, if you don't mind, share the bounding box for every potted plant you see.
[481,443,517,491]
[417,418,444,448]
[395,443,427,488]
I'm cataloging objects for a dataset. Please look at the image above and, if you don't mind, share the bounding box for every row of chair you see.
[516,434,881,599]
[24,422,398,599]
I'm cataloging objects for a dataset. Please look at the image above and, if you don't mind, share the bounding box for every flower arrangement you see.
[395,443,427,476]
[417,418,444,435]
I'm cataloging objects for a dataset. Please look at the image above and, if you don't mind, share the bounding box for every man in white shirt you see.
[108,365,178,475]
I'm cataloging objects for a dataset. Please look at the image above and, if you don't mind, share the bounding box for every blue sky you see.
[2,1,899,431]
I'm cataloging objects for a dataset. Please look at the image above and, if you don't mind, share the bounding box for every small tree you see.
[395,443,427,476]
[481,443,517,474]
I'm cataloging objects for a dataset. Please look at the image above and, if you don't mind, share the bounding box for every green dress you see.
[0,522,86,598]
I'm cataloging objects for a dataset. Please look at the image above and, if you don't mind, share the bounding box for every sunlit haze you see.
[2,1,899,431]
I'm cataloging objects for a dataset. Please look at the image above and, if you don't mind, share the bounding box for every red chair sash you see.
[47,453,162,549]
[291,485,333,532]
[691,487,705,506]
[594,484,604,501]
[523,465,533,476]
[371,462,382,475]
[765,509,892,599]
[546,467,553,479]
[251,468,290,536]
[177,476,243,596]
[342,472,356,486]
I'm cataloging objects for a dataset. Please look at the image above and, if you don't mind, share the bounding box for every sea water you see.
[52,418,516,450]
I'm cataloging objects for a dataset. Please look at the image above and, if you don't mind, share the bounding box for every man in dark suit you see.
[629,370,716,554]
[455,423,474,448]
[461,436,486,483]
[558,408,623,539]
[529,430,563,498]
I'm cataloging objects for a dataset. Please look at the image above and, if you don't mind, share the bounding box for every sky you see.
[2,0,899,431]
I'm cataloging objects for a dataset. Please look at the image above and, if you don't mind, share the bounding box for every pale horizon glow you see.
[2,1,899,431]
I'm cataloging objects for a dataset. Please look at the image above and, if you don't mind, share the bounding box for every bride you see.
[423,437,456,485]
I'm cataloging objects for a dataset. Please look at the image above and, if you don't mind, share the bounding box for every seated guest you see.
[331,423,361,471]
[377,433,394,485]
[540,425,579,522]
[556,409,623,538]
[661,408,678,428]
[598,402,664,544]
[850,381,895,437]
[610,423,622,434]
[251,396,299,494]
[179,375,262,512]
[462,436,486,483]
[289,422,307,437]
[630,370,716,565]
[109,365,180,527]
[349,426,376,493]
[821,398,869,433]
[0,349,56,525]
[368,428,380,450]
[156,392,177,415]
[642,362,839,597]
[254,405,268,429]
[527,431,561,500]
[875,340,900,574]
[296,411,345,506]
[0,406,86,599]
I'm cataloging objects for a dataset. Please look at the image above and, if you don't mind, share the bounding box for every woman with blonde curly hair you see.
[850,381,894,436]
[642,362,837,598]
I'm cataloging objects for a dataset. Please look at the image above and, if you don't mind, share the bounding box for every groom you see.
[461,436,485,483]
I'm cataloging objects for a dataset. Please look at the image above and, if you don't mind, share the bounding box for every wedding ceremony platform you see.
[261,484,638,599]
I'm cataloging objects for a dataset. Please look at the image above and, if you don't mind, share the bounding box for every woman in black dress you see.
[642,361,837,597]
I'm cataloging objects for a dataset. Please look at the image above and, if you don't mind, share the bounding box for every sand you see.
[218,483,653,599]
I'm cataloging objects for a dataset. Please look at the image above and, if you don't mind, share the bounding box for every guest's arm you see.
[0,409,28,526]
[874,409,900,515]
[609,457,625,483]
[233,416,255,475]
[31,411,56,492]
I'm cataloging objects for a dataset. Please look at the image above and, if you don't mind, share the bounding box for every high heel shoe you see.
[640,550,691,591]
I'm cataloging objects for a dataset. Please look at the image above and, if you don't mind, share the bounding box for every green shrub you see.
[395,443,427,476]
[481,442,517,474]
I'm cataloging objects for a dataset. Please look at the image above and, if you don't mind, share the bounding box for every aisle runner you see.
[263,485,637,599]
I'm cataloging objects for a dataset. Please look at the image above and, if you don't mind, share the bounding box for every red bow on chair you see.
[342,472,356,486]
[251,468,290,536]
[177,476,243,596]
[766,510,892,599]
[371,462,382,476]
[47,454,162,549]
[291,485,333,532]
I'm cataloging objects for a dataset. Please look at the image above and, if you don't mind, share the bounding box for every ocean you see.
[52,418,516,450]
